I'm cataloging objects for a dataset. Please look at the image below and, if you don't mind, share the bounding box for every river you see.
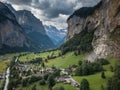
[3,57,18,90]
[3,67,10,90]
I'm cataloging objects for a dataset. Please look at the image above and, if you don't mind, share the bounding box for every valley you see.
[0,50,119,90]
[0,0,120,90]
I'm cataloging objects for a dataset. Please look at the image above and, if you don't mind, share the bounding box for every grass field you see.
[0,60,10,73]
[17,81,48,90]
[0,53,18,73]
[13,50,119,90]
[73,58,118,90]
[46,52,85,68]
[19,50,61,61]
[46,55,118,90]
[17,82,77,90]
[0,79,4,89]
[53,83,77,90]
[73,71,113,90]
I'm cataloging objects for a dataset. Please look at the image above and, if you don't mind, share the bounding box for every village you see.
[9,56,80,89]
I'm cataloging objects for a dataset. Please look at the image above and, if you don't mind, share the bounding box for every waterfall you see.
[3,67,10,90]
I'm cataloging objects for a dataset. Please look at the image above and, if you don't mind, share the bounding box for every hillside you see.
[9,49,118,90]
[0,2,55,53]
[66,0,120,59]
[0,2,31,53]
[16,10,55,50]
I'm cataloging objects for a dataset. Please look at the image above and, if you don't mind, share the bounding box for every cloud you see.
[8,0,77,18]
[3,0,100,29]
[78,0,100,6]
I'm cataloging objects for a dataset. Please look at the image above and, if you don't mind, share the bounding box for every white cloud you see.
[1,0,101,29]
[11,4,68,29]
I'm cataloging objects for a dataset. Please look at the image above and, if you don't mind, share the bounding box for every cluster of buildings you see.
[56,75,80,88]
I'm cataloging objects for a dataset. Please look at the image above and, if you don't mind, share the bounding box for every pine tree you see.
[101,71,106,79]
[32,85,36,90]
[48,75,56,90]
[107,64,120,90]
[80,79,90,90]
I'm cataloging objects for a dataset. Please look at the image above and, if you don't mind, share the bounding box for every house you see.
[0,73,5,79]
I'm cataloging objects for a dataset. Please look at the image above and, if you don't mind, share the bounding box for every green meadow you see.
[46,52,85,68]
[19,50,61,61]
[15,50,119,90]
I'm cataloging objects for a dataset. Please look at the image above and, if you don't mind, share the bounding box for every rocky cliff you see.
[16,10,55,50]
[5,4,56,50]
[0,2,29,53]
[67,0,120,58]
[16,10,45,35]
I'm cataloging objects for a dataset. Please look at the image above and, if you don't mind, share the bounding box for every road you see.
[60,68,80,89]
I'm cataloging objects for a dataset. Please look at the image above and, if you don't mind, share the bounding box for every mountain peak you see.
[44,25,66,47]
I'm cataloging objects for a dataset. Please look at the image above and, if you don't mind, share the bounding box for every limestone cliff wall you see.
[67,0,120,58]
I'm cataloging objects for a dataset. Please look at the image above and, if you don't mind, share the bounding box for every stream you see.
[3,57,18,90]
[3,67,10,90]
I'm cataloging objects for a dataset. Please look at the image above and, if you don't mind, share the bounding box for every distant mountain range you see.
[44,25,66,47]
[16,10,56,50]
[0,2,66,53]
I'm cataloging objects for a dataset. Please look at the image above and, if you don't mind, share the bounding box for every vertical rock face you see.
[0,2,29,51]
[16,10,46,35]
[15,10,55,50]
[67,16,86,40]
[6,4,56,50]
[67,0,120,58]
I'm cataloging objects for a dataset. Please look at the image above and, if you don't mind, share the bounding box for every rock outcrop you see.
[67,0,120,58]
[0,2,29,53]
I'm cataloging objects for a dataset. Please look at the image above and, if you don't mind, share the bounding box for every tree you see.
[53,69,61,77]
[74,51,78,56]
[39,79,46,85]
[97,58,109,65]
[107,78,112,90]
[45,59,48,63]
[78,60,82,66]
[22,78,29,87]
[107,65,120,90]
[41,62,45,68]
[75,66,82,76]
[48,75,56,90]
[32,85,36,90]
[29,76,42,84]
[101,84,105,90]
[44,74,49,80]
[59,86,65,90]
[110,65,114,72]
[101,71,106,79]
[80,79,90,90]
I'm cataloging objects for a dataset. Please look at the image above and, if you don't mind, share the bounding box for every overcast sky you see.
[2,0,100,29]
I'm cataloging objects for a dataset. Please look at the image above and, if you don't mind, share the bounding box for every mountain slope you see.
[66,0,120,59]
[16,10,55,50]
[44,25,66,47]
[0,2,30,53]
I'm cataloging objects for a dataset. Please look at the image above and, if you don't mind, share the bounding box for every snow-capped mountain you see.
[44,25,67,47]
